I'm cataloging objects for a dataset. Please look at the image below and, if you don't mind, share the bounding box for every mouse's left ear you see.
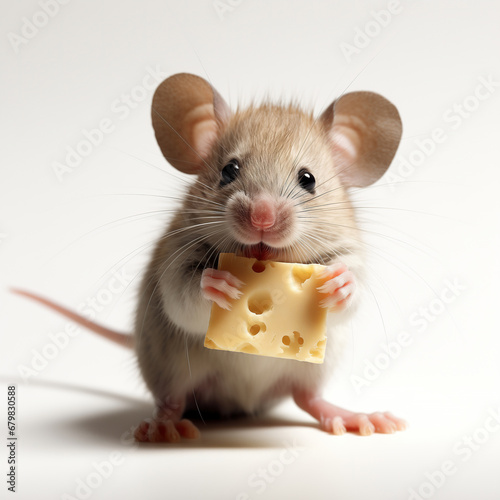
[320,91,402,187]
[151,73,231,174]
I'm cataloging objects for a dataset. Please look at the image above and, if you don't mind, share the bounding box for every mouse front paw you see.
[317,262,355,312]
[201,268,244,310]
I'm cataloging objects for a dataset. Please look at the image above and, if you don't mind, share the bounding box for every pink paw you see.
[201,268,244,310]
[134,418,200,443]
[321,411,407,436]
[317,262,355,311]
[294,390,407,437]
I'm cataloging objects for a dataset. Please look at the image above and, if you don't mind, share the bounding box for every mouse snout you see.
[250,197,276,230]
[226,191,295,252]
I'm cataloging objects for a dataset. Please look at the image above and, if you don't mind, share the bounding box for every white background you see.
[1,0,500,499]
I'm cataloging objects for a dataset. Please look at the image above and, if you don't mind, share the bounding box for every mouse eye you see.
[220,159,240,187]
[298,168,315,193]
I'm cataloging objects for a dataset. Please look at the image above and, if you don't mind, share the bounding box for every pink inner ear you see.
[192,119,218,161]
[331,125,360,165]
[183,102,219,166]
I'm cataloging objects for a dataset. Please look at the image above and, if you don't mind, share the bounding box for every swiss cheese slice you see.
[204,253,328,363]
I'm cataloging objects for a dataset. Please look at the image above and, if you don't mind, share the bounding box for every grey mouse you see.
[14,73,406,442]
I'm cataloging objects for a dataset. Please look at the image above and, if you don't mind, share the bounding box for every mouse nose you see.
[250,197,276,230]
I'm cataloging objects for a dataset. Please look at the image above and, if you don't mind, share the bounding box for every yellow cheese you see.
[204,253,328,363]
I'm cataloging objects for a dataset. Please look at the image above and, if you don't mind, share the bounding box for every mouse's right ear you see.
[320,91,402,187]
[151,73,231,174]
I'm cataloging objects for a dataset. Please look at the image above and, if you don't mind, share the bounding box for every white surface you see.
[1,0,500,499]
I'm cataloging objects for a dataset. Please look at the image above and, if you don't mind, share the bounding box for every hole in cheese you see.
[291,265,313,288]
[310,339,326,358]
[249,324,260,335]
[252,261,266,273]
[247,292,273,315]
[248,323,266,335]
[294,331,304,345]
[281,331,303,355]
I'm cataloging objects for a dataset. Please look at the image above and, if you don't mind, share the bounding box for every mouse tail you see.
[10,288,134,349]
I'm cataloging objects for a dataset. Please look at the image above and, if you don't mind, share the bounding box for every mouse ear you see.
[151,73,231,174]
[320,91,402,187]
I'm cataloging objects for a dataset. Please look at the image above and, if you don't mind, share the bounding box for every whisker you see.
[299,219,438,262]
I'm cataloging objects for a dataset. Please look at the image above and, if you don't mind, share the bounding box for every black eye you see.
[220,159,240,187]
[298,168,315,193]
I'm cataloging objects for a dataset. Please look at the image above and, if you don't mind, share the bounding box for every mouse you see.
[13,72,406,442]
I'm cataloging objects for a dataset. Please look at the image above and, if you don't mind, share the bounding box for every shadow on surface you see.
[0,375,145,405]
[1,375,317,449]
[72,407,318,449]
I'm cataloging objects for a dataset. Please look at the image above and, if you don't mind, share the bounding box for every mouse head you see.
[152,73,402,263]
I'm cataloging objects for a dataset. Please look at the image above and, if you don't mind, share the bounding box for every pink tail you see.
[11,288,133,349]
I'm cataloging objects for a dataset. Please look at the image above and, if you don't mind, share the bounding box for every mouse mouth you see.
[240,242,274,261]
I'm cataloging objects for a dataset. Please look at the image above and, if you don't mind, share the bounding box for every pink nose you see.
[250,198,276,230]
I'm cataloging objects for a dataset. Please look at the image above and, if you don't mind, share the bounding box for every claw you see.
[317,262,355,312]
[201,268,244,309]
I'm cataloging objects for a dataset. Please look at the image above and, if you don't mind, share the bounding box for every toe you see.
[175,419,201,439]
[383,412,408,431]
[332,416,346,435]
[357,414,375,436]
[317,271,352,293]
[145,419,159,442]
[318,262,347,280]
[134,418,182,443]
[134,420,151,442]
[369,412,397,434]
[202,287,233,310]
[163,420,181,443]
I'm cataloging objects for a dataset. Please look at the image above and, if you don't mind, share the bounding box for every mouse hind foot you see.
[134,417,200,443]
[293,388,407,436]
[133,396,201,443]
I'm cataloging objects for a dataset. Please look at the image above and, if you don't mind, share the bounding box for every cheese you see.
[204,253,328,363]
